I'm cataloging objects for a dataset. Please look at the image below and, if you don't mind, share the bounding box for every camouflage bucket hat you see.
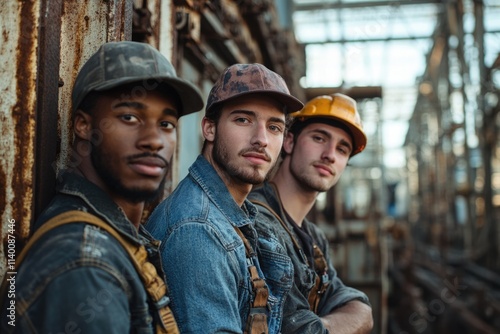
[205,63,303,115]
[72,41,204,116]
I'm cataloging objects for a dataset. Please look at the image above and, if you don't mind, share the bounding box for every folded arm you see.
[321,300,373,334]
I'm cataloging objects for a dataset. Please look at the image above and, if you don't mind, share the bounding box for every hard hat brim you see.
[292,114,367,156]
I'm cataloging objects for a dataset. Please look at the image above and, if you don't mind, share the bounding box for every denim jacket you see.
[249,181,371,334]
[1,172,165,333]
[145,155,293,333]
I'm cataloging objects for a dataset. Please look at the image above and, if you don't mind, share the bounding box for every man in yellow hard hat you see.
[249,93,373,333]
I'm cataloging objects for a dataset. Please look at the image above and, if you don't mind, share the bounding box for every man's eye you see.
[269,125,283,133]
[312,135,325,142]
[121,114,138,122]
[160,121,176,129]
[338,146,351,156]
[235,117,250,124]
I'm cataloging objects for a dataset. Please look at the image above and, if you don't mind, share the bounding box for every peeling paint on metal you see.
[56,1,110,176]
[0,0,40,281]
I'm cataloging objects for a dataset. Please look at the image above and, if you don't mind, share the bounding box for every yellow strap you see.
[3,210,179,334]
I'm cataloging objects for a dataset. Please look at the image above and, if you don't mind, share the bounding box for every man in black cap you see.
[1,41,203,333]
[146,63,303,334]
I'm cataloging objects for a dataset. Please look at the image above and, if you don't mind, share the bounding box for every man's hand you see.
[320,300,374,334]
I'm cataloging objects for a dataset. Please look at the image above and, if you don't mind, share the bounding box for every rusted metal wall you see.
[55,0,133,192]
[0,0,40,282]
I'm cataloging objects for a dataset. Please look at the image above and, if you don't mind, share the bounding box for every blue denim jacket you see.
[1,172,164,333]
[249,182,371,334]
[146,155,293,333]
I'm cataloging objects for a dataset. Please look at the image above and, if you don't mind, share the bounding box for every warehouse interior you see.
[1,0,500,333]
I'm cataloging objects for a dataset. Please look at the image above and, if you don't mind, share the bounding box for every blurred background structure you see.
[1,1,499,333]
[293,1,500,333]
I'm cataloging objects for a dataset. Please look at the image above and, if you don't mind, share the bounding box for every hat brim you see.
[293,115,367,156]
[207,90,303,115]
[342,121,367,156]
[93,76,204,117]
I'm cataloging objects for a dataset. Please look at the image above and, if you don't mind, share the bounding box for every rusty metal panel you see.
[34,0,63,221]
[55,0,132,177]
[0,0,40,280]
[159,0,175,57]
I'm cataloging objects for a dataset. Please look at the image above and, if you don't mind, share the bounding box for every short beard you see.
[91,143,166,203]
[212,134,268,185]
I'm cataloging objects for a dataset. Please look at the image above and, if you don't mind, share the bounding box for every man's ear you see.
[73,110,93,141]
[283,132,295,155]
[202,117,216,142]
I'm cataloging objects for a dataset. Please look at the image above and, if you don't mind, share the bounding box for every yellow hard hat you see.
[289,93,367,156]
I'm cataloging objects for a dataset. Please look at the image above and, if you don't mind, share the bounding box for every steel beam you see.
[293,0,441,11]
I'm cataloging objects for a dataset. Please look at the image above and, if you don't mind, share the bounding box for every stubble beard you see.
[289,154,334,193]
[212,134,270,185]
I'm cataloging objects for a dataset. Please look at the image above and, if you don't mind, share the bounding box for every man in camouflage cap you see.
[146,63,303,333]
[1,41,203,333]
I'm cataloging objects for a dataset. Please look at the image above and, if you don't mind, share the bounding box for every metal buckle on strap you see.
[155,295,171,309]
[317,274,330,296]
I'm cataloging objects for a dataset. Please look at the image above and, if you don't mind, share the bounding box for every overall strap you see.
[3,210,179,334]
[308,244,330,313]
[251,199,330,314]
[233,226,269,334]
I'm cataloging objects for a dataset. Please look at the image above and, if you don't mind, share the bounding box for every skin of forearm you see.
[320,300,374,334]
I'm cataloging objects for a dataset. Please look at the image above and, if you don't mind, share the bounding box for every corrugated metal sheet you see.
[0,0,40,279]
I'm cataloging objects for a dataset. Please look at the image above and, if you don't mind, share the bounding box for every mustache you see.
[240,147,272,162]
[127,152,169,167]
